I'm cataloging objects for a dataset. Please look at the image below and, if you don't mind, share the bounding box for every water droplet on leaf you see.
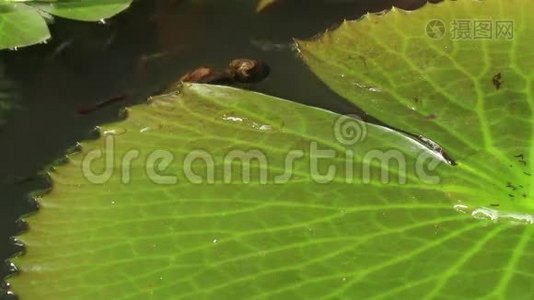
[103,128,127,135]
[221,113,274,131]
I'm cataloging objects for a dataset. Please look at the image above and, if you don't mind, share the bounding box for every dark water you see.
[0,0,431,297]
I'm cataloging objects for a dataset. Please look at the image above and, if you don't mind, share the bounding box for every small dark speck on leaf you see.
[524,172,532,176]
[506,182,518,190]
[508,194,515,198]
[77,94,129,115]
[358,55,369,70]
[425,114,437,120]
[490,203,500,207]
[515,154,527,166]
[492,72,503,90]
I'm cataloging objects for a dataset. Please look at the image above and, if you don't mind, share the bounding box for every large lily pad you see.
[7,83,456,299]
[6,0,534,299]
[298,0,534,215]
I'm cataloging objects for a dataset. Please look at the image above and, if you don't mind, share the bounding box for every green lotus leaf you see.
[298,0,534,214]
[0,3,50,50]
[33,0,133,22]
[0,0,132,50]
[7,83,458,299]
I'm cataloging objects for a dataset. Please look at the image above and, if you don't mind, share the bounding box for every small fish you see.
[77,94,129,115]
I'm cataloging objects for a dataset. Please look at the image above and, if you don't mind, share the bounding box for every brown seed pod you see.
[228,59,270,83]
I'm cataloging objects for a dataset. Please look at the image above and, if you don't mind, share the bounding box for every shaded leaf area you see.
[299,0,534,214]
[0,0,132,50]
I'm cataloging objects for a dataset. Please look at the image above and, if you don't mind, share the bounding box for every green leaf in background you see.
[33,0,133,22]
[298,0,534,214]
[0,0,132,50]
[0,3,50,50]
[6,0,534,299]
